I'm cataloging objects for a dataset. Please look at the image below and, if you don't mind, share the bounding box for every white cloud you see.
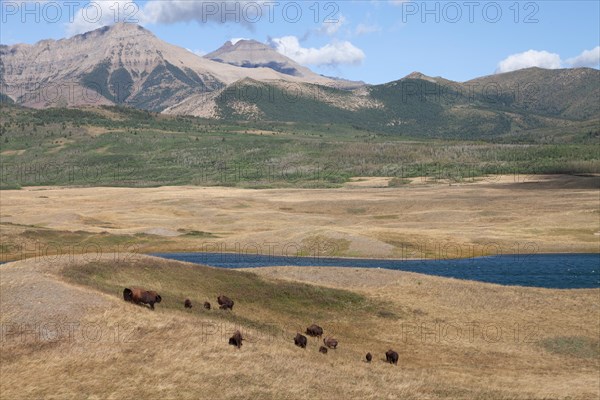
[565,46,600,68]
[496,47,600,73]
[320,15,346,36]
[269,36,365,66]
[65,0,266,35]
[140,0,259,29]
[496,50,562,73]
[355,23,381,36]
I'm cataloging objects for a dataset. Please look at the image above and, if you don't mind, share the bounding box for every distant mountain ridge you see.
[1,23,599,139]
[205,39,310,78]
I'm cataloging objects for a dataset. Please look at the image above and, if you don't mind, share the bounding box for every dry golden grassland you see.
[0,175,598,263]
[0,253,598,400]
[0,175,598,399]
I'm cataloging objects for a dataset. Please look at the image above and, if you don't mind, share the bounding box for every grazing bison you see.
[217,295,234,310]
[184,299,192,308]
[319,346,328,354]
[385,350,399,365]
[228,330,243,349]
[305,324,324,338]
[203,301,211,310]
[294,333,307,348]
[323,337,338,349]
[366,352,372,363]
[123,288,162,310]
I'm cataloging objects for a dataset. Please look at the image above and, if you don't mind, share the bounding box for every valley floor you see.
[0,174,598,399]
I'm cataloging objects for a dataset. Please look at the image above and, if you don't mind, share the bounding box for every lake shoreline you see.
[150,252,600,289]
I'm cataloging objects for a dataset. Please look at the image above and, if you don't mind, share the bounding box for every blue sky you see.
[1,1,599,84]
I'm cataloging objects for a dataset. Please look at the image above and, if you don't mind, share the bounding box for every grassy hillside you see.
[60,257,390,330]
[467,67,600,121]
[208,68,600,139]
[1,104,598,188]
[1,254,598,399]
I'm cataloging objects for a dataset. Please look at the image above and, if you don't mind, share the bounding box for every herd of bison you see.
[122,287,400,365]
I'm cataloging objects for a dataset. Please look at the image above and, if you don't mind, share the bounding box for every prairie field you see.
[0,174,598,262]
[0,175,599,399]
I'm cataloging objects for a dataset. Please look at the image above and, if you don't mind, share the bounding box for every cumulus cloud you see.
[565,46,600,68]
[269,36,365,66]
[496,50,562,73]
[65,0,271,35]
[140,0,260,28]
[496,47,600,73]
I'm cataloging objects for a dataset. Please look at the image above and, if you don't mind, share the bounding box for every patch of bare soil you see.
[1,259,111,328]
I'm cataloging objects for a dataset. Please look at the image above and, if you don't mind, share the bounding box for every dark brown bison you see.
[366,352,372,363]
[323,337,338,349]
[217,295,234,310]
[294,333,307,348]
[203,301,211,310]
[184,299,192,308]
[385,350,399,365]
[305,324,323,338]
[228,330,243,349]
[319,346,328,354]
[123,288,162,310]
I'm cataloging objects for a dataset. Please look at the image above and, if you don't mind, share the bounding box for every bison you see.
[385,350,399,365]
[217,295,234,310]
[366,352,372,363]
[228,330,244,349]
[305,324,324,338]
[184,299,192,308]
[123,288,162,310]
[319,346,328,354]
[323,337,338,349]
[203,301,211,310]
[294,333,307,348]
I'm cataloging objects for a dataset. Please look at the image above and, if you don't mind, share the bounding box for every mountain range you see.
[1,23,599,138]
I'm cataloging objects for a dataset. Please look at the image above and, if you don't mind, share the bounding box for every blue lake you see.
[151,252,600,289]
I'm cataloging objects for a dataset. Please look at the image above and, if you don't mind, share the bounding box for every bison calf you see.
[385,350,399,365]
[123,288,162,310]
[294,333,307,348]
[305,324,324,338]
[203,301,211,310]
[323,337,338,349]
[184,299,192,308]
[366,352,372,363]
[319,346,328,354]
[217,295,234,310]
[228,330,244,349]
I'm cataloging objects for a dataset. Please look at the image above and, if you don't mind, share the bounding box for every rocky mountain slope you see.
[206,40,313,78]
[0,23,344,111]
